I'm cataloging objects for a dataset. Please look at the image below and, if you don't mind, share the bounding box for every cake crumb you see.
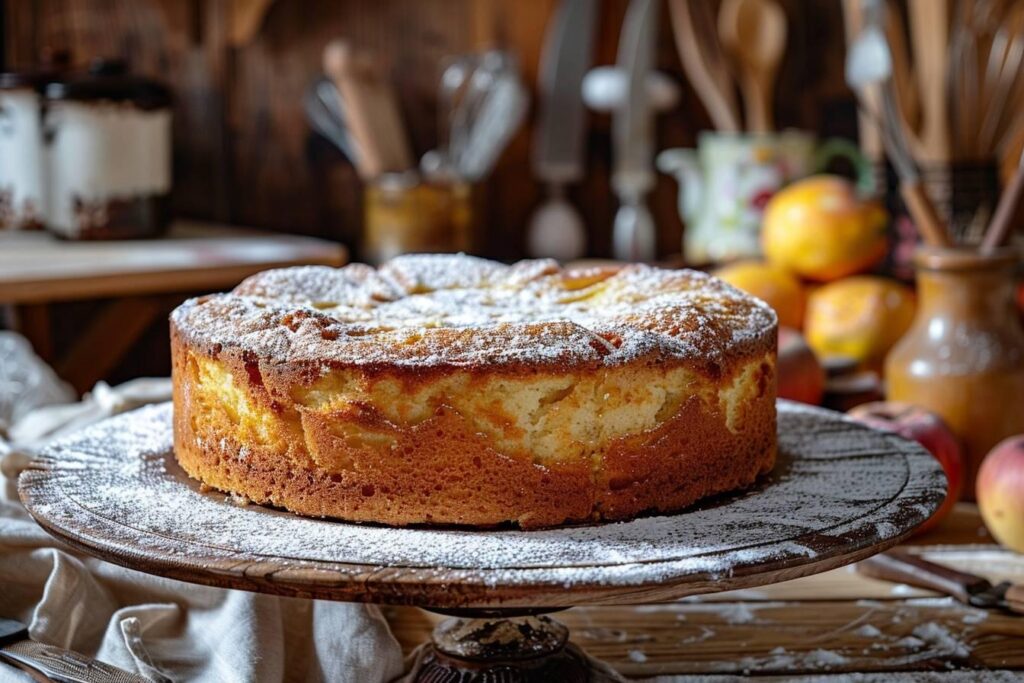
[229,492,251,506]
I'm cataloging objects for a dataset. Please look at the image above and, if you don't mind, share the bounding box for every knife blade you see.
[611,0,659,261]
[857,552,1024,615]
[528,0,600,259]
[0,618,150,683]
[533,0,600,184]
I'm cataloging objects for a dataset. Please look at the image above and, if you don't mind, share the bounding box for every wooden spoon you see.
[323,40,412,179]
[718,0,787,133]
[666,0,741,132]
[908,0,951,163]
[324,41,382,179]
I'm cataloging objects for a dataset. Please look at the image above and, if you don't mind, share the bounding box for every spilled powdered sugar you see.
[171,254,778,369]
[21,401,945,597]
[855,624,883,638]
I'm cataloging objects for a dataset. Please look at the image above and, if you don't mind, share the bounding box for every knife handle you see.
[857,552,991,604]
[1,640,150,683]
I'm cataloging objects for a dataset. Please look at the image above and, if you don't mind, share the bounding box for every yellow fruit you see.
[762,175,888,282]
[714,260,806,329]
[805,276,915,369]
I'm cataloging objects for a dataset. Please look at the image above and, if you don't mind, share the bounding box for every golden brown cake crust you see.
[170,255,778,528]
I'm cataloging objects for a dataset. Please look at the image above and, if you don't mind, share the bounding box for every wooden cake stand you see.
[18,401,945,681]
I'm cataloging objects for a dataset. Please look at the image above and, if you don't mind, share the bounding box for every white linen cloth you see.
[0,370,406,682]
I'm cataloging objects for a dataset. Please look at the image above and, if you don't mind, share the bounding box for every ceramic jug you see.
[658,130,870,266]
[886,247,1024,499]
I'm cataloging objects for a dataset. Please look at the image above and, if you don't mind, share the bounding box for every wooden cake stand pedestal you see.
[18,401,945,681]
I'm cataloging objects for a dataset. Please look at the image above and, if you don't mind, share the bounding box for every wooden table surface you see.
[0,223,347,392]
[0,222,348,304]
[384,504,1024,679]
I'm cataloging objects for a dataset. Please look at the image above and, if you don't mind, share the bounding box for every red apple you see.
[847,401,964,532]
[777,327,825,405]
[977,435,1024,552]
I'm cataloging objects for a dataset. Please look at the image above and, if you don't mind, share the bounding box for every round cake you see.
[170,254,778,529]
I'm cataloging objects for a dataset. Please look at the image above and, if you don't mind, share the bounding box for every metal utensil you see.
[845,5,950,247]
[611,0,659,262]
[527,0,600,259]
[858,552,1024,615]
[980,4,1024,156]
[0,618,152,683]
[454,50,529,182]
[421,55,477,181]
[581,67,681,112]
[303,76,359,163]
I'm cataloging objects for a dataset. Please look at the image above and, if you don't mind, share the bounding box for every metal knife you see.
[303,76,360,164]
[0,618,150,683]
[858,552,1024,615]
[527,0,601,259]
[612,0,659,262]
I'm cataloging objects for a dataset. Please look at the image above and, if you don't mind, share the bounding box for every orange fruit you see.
[714,260,806,329]
[804,276,916,370]
[762,175,888,282]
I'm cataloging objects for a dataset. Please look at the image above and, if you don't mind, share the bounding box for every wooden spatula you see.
[323,40,412,179]
[718,0,787,132]
[908,0,951,162]
[667,0,741,132]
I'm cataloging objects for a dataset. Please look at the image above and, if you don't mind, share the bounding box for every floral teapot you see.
[657,130,870,266]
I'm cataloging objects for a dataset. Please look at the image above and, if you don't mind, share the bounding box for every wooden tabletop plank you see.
[0,222,348,303]
[385,596,1024,677]
[384,506,1024,677]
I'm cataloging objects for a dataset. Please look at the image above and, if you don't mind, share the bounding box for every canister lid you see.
[45,59,171,109]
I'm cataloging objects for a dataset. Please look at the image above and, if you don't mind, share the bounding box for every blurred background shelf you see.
[0,0,863,261]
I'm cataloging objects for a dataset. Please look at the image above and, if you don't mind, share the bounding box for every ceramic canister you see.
[0,70,52,230]
[44,59,172,240]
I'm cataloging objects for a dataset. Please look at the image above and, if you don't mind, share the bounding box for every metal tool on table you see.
[0,618,151,683]
[611,0,659,262]
[845,1,949,248]
[526,0,600,260]
[858,551,1024,615]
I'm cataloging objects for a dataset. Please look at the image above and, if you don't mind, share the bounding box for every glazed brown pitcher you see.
[886,247,1024,499]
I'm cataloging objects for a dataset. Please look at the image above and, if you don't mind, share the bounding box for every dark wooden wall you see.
[2,0,858,261]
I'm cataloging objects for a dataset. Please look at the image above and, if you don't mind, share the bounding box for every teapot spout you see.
[657,148,703,222]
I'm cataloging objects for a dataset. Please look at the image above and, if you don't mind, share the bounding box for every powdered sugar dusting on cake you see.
[173,256,777,370]
[22,402,945,598]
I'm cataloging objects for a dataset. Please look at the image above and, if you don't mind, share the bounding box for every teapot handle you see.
[656,148,703,221]
[815,138,875,196]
